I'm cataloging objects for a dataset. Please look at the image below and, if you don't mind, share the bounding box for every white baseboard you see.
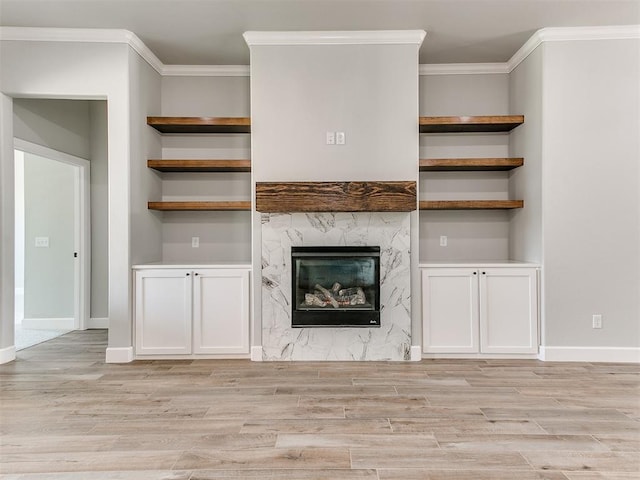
[540,346,640,363]
[87,317,109,329]
[22,317,74,330]
[0,345,16,364]
[410,345,422,362]
[251,346,263,361]
[105,346,134,363]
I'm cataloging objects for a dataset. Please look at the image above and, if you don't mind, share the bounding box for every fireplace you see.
[291,246,381,328]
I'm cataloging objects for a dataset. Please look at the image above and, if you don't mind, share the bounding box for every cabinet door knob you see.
[194,273,199,276]
[473,271,477,275]
[482,271,486,275]
[186,273,190,276]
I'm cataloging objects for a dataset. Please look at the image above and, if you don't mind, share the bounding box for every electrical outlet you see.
[336,131,345,145]
[592,314,602,329]
[439,235,448,247]
[191,237,200,248]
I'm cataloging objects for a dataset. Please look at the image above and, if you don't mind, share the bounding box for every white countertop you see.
[419,260,540,268]
[132,262,252,270]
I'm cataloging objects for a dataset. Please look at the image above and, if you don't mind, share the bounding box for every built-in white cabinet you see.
[134,266,250,357]
[422,265,538,355]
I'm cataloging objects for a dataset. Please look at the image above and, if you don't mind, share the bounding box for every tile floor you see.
[0,330,638,479]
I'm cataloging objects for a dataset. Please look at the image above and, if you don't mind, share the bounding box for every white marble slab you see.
[261,212,412,361]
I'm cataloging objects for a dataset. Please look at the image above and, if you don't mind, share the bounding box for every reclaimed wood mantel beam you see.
[255,181,417,213]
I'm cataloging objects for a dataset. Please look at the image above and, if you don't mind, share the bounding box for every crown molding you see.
[419,63,509,75]
[508,24,640,72]
[3,25,637,78]
[0,26,164,74]
[162,65,250,76]
[243,30,426,46]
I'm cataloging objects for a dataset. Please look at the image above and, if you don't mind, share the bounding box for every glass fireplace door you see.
[291,246,380,327]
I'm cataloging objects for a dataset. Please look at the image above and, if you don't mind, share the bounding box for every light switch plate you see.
[35,237,49,248]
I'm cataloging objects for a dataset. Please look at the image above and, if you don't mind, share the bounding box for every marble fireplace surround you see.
[261,212,412,361]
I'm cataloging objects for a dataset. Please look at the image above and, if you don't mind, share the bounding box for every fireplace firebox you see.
[291,246,381,327]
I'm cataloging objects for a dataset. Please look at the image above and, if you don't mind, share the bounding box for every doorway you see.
[14,140,90,350]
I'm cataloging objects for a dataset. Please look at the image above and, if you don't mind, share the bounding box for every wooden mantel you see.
[255,181,417,213]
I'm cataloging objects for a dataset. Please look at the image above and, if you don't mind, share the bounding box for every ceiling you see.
[1,0,638,65]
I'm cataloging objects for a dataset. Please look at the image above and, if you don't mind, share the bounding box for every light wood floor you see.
[1,330,638,479]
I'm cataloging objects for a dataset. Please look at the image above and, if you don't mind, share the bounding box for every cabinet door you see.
[422,268,479,353]
[135,269,192,355]
[193,269,250,354]
[479,268,538,354]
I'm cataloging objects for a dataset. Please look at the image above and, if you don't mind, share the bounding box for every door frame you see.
[14,139,91,331]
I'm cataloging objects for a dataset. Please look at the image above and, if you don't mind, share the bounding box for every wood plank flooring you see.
[1,330,638,479]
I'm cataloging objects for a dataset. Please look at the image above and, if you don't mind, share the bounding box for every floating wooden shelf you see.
[148,201,251,211]
[147,116,251,134]
[419,115,524,133]
[256,181,417,213]
[419,200,524,210]
[148,159,251,172]
[419,157,524,171]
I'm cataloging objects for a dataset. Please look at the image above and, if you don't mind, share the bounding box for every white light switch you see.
[592,314,602,329]
[439,235,448,247]
[35,237,49,248]
[191,237,200,248]
[326,131,336,145]
[336,131,345,145]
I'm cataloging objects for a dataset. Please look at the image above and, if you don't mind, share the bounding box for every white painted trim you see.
[540,346,640,363]
[106,346,134,363]
[508,24,640,72]
[251,346,263,361]
[422,353,539,360]
[410,346,422,362]
[419,63,509,76]
[162,65,250,77]
[243,30,426,46]
[3,25,637,79]
[87,317,109,329]
[0,27,164,74]
[0,26,129,43]
[22,317,74,330]
[0,345,16,364]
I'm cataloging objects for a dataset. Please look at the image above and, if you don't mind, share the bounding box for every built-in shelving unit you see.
[419,158,523,171]
[419,200,524,210]
[148,159,251,172]
[147,117,251,212]
[147,116,251,134]
[419,115,525,211]
[419,115,524,133]
[148,201,251,211]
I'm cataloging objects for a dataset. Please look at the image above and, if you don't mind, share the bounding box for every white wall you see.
[542,38,640,350]
[13,99,91,159]
[509,46,544,264]
[129,49,163,266]
[251,44,419,182]
[0,94,16,360]
[89,101,109,320]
